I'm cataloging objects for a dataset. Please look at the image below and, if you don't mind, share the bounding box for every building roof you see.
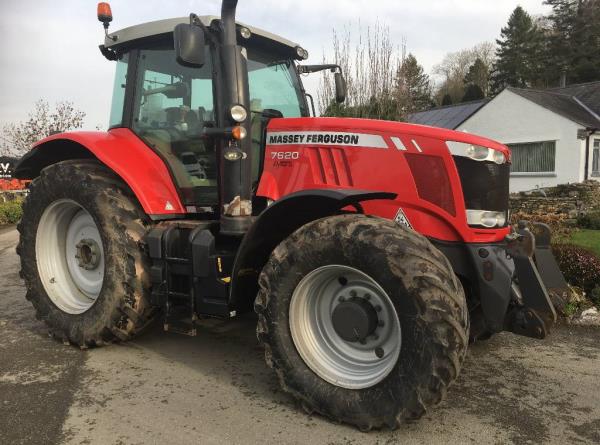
[508,82,600,129]
[548,81,600,116]
[408,81,600,131]
[407,99,489,130]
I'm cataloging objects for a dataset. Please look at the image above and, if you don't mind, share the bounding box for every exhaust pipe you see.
[221,0,238,46]
[219,0,253,235]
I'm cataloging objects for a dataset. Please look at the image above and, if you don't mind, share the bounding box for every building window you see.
[508,141,556,173]
[592,139,600,177]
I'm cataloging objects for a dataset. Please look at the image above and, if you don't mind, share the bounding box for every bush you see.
[591,287,600,308]
[552,243,600,295]
[0,199,23,225]
[577,211,600,230]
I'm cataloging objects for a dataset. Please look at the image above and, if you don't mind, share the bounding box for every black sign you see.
[0,157,18,180]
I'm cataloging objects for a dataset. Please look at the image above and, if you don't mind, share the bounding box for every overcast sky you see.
[0,0,551,130]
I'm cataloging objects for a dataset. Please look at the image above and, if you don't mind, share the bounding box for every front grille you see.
[453,156,510,215]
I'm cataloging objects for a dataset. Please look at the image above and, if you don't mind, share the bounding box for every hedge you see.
[0,199,23,225]
[552,243,600,296]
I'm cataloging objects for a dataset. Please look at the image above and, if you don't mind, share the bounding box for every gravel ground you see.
[1,227,599,445]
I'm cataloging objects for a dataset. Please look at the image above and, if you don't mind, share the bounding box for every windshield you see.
[246,48,308,118]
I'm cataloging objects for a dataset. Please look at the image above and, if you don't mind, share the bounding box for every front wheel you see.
[255,214,469,430]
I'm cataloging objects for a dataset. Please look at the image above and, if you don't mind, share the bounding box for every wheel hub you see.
[289,265,402,389]
[35,200,105,314]
[332,297,378,342]
[75,239,101,270]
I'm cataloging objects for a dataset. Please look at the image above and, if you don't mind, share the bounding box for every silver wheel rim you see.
[290,265,401,389]
[36,199,105,314]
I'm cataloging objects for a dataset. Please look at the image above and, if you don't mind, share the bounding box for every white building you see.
[409,82,600,193]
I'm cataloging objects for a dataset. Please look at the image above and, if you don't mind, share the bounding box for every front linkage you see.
[504,222,562,339]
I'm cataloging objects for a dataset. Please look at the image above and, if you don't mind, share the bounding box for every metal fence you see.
[0,190,28,203]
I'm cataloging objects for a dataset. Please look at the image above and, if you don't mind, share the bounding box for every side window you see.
[109,54,129,128]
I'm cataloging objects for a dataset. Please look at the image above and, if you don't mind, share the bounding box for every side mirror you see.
[174,23,206,68]
[334,72,347,103]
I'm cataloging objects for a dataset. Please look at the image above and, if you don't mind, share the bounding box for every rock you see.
[572,307,600,326]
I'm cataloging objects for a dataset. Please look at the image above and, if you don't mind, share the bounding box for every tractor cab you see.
[100,12,319,217]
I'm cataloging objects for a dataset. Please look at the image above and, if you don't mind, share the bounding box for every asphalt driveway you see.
[1,226,599,445]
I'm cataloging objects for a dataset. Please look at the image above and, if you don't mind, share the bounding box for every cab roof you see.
[104,16,301,52]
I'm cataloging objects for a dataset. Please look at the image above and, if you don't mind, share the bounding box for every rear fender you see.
[228,189,396,312]
[14,129,185,217]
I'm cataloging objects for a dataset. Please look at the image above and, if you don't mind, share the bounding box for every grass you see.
[570,229,600,257]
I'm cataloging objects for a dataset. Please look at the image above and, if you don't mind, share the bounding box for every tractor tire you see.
[17,160,156,347]
[255,214,469,431]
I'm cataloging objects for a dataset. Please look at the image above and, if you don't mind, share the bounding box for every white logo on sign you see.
[394,208,413,229]
[165,201,175,211]
[0,162,11,179]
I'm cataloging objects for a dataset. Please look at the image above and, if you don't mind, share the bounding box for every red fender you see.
[17,128,185,216]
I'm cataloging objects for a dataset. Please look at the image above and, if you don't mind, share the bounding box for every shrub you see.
[552,243,600,295]
[0,199,23,225]
[577,211,600,230]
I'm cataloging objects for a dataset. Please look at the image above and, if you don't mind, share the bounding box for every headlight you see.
[466,210,507,228]
[492,150,506,165]
[447,141,507,164]
[239,27,251,39]
[295,46,309,60]
[230,104,247,123]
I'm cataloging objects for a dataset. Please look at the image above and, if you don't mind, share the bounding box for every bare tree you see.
[317,23,403,120]
[433,42,495,104]
[1,100,86,157]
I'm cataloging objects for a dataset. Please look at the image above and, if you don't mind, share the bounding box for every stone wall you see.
[510,181,600,228]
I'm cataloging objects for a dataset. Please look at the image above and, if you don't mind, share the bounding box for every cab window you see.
[132,44,217,207]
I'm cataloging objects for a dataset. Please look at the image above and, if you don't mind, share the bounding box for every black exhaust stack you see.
[219,0,253,235]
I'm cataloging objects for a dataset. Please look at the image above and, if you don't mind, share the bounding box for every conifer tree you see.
[491,7,543,93]
[395,54,432,115]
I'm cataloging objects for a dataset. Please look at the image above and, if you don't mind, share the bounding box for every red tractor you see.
[15,1,561,430]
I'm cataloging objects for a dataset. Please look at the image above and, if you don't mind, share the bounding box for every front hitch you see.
[504,222,558,339]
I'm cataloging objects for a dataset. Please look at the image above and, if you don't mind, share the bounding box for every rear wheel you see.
[255,214,469,430]
[17,160,156,347]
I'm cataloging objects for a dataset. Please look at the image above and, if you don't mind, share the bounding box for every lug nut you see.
[378,320,385,328]
[364,293,371,300]
[350,290,357,298]
[375,305,382,312]
[375,347,384,358]
[338,296,346,303]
